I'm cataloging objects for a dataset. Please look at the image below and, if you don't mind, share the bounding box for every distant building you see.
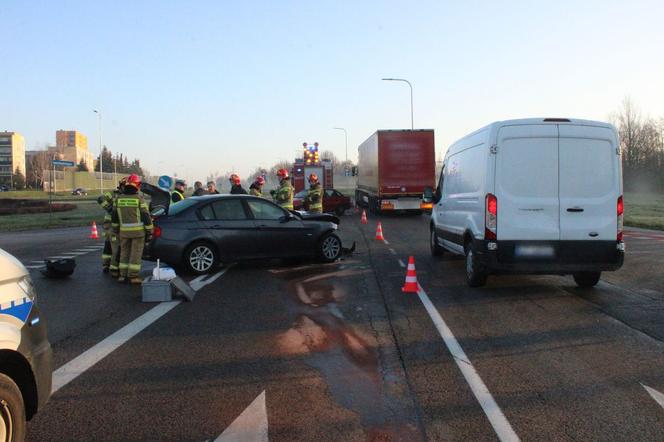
[50,130,96,170]
[0,131,26,186]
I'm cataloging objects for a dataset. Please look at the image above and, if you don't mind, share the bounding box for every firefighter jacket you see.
[230,185,248,195]
[112,191,153,239]
[274,180,294,210]
[171,189,185,203]
[249,183,263,197]
[97,190,120,234]
[305,183,323,213]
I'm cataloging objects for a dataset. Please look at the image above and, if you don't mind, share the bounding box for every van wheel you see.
[465,243,488,288]
[573,271,601,288]
[0,373,26,442]
[430,228,444,257]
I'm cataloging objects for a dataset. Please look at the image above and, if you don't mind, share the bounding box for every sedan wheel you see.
[319,233,342,262]
[185,243,218,274]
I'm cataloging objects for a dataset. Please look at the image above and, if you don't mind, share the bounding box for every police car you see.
[0,249,52,440]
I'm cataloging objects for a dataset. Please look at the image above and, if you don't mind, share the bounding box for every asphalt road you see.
[1,215,663,441]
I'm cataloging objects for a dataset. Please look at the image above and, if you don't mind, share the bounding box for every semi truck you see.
[356,129,435,213]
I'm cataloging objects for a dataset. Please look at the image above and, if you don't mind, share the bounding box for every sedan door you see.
[246,199,316,257]
[197,199,259,261]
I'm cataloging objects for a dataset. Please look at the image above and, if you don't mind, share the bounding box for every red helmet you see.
[255,176,265,186]
[125,174,141,189]
[308,173,319,184]
[277,168,289,180]
[229,174,241,185]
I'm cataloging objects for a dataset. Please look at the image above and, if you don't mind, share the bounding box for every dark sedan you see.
[146,195,343,274]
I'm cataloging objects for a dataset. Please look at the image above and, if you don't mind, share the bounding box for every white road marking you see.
[398,259,406,268]
[389,248,397,255]
[25,265,45,270]
[65,251,90,256]
[51,301,181,394]
[30,261,45,264]
[190,266,231,291]
[383,239,390,245]
[642,384,664,411]
[414,281,520,442]
[214,390,268,442]
[46,256,74,260]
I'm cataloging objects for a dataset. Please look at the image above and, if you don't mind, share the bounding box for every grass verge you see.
[624,192,664,231]
[0,200,105,232]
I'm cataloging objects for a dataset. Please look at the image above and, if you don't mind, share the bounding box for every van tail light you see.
[485,193,497,240]
[617,195,624,242]
[153,225,162,239]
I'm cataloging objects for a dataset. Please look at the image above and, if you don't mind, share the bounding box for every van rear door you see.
[495,124,560,240]
[558,124,619,241]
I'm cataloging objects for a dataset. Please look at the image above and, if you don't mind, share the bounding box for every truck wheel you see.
[184,241,219,275]
[0,373,26,442]
[573,272,601,288]
[465,243,488,288]
[430,228,444,257]
[318,233,342,262]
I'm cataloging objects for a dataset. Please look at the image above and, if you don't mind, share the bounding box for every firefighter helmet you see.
[255,176,266,186]
[308,173,319,184]
[229,174,241,185]
[276,168,289,180]
[126,174,141,189]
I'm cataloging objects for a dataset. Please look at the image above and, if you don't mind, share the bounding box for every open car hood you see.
[294,211,340,225]
[141,182,171,215]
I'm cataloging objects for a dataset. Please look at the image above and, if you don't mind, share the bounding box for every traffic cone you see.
[401,256,419,293]
[361,210,368,225]
[375,222,385,241]
[90,221,100,239]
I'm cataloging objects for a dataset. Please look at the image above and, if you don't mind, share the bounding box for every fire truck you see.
[292,142,334,193]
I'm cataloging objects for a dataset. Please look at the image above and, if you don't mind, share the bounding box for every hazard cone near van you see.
[402,256,419,293]
[89,221,100,239]
[361,210,368,225]
[375,222,385,241]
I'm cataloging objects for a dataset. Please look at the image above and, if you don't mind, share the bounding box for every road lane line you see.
[190,266,231,292]
[383,239,390,245]
[642,384,664,411]
[25,265,45,269]
[414,283,520,441]
[398,259,406,268]
[389,248,397,255]
[51,301,181,394]
[46,256,74,259]
[215,390,268,442]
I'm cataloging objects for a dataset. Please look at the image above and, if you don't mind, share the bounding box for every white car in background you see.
[430,118,625,288]
[0,249,52,440]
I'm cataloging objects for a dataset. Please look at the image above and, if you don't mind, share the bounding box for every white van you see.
[0,248,52,438]
[430,118,624,287]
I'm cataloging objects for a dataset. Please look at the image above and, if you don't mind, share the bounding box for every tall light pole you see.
[93,110,103,193]
[381,78,414,130]
[332,127,348,164]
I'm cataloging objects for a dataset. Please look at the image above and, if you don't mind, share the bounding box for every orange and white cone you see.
[361,210,368,225]
[90,221,100,239]
[401,256,419,293]
[375,222,385,241]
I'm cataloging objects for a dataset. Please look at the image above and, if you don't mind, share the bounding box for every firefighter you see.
[112,174,153,284]
[305,173,323,213]
[171,179,186,203]
[229,174,248,194]
[97,177,125,274]
[249,176,265,197]
[270,168,294,210]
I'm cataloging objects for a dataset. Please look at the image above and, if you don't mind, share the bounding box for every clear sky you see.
[3,0,664,182]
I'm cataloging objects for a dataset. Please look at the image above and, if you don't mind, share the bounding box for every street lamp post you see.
[93,110,103,193]
[381,78,414,130]
[332,127,348,164]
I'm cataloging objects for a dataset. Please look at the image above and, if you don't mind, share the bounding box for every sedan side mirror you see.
[279,213,296,223]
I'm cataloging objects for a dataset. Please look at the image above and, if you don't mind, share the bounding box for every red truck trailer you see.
[356,129,435,213]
